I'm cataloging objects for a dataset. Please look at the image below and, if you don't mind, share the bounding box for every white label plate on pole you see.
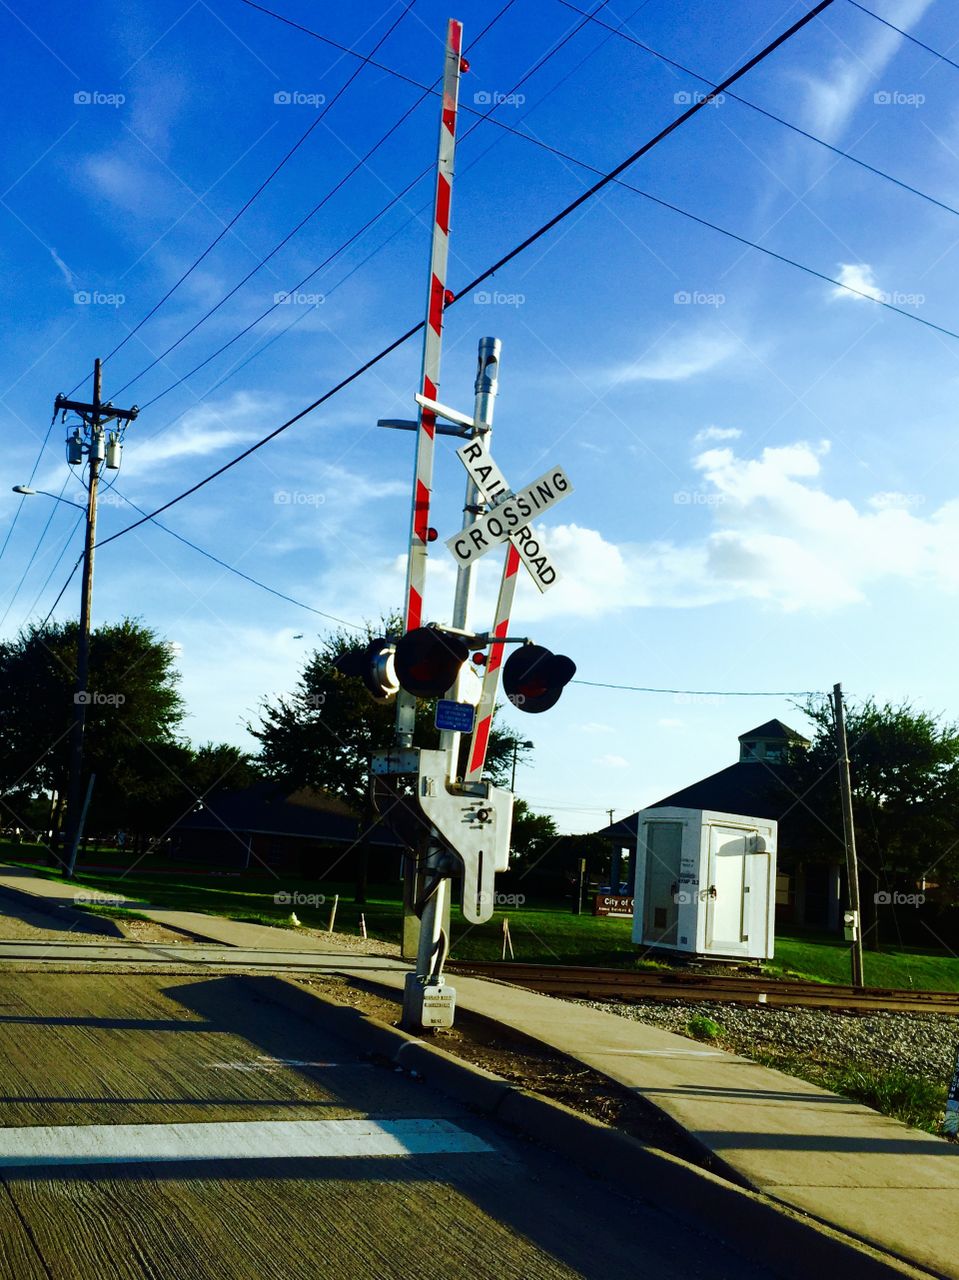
[445,466,572,567]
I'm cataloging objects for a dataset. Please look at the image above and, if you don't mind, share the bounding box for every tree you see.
[508,799,559,868]
[0,619,185,843]
[785,696,959,941]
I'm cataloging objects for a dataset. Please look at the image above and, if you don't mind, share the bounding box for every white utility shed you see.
[631,807,777,961]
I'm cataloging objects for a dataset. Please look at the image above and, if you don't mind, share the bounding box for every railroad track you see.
[448,960,959,1015]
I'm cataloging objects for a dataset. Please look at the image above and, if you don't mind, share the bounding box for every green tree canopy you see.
[0,618,183,804]
[0,619,257,843]
[786,695,959,899]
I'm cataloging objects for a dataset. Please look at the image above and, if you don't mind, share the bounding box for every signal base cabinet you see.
[631,807,777,961]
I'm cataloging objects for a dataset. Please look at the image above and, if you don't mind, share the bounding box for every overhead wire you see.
[143,0,646,435]
[0,471,75,630]
[846,0,959,75]
[554,0,959,225]
[0,410,59,570]
[571,680,820,695]
[65,1,423,398]
[121,0,607,410]
[108,0,426,401]
[94,0,848,549]
[107,0,522,406]
[132,0,959,418]
[108,487,364,629]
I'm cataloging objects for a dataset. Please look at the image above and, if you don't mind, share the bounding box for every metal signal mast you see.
[340,19,576,1032]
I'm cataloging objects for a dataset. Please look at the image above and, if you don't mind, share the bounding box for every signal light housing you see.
[333,637,399,700]
[502,644,576,714]
[394,626,470,699]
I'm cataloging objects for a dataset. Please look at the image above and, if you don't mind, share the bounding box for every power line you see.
[235,0,520,84]
[109,487,363,629]
[571,680,820,695]
[846,0,959,76]
[94,0,842,549]
[108,1,426,401]
[122,0,602,410]
[143,0,643,441]
[555,0,959,226]
[0,472,74,630]
[0,410,58,569]
[37,554,83,629]
[22,510,85,625]
[66,3,422,399]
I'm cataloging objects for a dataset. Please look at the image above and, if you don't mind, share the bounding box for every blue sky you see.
[2,0,959,833]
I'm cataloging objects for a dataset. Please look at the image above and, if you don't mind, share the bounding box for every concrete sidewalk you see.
[1,864,957,1277]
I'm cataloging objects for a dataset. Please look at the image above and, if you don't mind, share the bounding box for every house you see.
[171,781,401,877]
[595,719,847,930]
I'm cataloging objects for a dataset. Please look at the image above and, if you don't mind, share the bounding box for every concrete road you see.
[0,970,775,1280]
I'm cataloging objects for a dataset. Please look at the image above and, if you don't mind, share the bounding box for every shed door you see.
[642,822,683,945]
[705,826,749,954]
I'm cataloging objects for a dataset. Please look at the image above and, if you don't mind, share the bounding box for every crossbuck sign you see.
[446,440,572,591]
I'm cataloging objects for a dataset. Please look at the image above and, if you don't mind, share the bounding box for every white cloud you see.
[694,426,741,445]
[311,438,959,626]
[515,442,959,615]
[657,718,683,729]
[578,721,614,734]
[797,0,935,140]
[121,393,268,474]
[596,754,629,769]
[611,332,739,383]
[832,263,883,303]
[48,247,77,290]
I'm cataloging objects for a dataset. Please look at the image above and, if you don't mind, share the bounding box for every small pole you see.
[359,913,367,940]
[575,856,587,916]
[502,917,514,960]
[327,893,339,935]
[833,683,865,987]
[943,1043,959,1138]
[66,774,96,879]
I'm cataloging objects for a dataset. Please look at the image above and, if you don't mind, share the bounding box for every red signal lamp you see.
[427,527,438,543]
[502,644,576,714]
[459,57,470,72]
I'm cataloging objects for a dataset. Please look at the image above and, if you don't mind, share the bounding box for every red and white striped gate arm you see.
[465,542,521,782]
[402,18,463,636]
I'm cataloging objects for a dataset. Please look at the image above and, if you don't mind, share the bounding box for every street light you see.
[12,485,86,511]
[510,737,534,792]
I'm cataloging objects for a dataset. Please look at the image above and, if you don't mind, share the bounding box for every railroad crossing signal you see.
[393,626,470,699]
[445,436,573,592]
[332,637,399,700]
[502,643,576,714]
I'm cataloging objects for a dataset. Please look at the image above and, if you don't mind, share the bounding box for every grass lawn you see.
[768,934,959,993]
[2,841,958,990]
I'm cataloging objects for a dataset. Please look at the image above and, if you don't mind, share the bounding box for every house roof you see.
[738,719,808,742]
[593,762,795,841]
[173,781,401,845]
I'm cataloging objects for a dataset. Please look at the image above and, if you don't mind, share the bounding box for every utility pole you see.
[509,736,534,792]
[833,682,865,987]
[54,359,138,874]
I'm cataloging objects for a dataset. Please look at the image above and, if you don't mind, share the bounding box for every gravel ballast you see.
[574,997,959,1083]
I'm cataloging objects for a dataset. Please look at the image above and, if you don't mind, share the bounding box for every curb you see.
[0,876,208,945]
[255,975,933,1280]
